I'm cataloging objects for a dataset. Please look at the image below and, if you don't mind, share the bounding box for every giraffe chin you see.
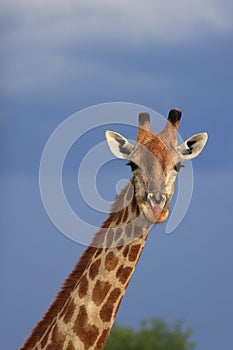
[140,201,169,224]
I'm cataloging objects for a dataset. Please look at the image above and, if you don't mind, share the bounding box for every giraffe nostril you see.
[153,193,164,204]
[147,192,167,207]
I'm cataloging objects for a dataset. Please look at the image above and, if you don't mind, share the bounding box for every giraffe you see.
[20,109,208,350]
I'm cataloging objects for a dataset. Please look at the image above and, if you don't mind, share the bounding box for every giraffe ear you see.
[105,131,133,159]
[178,132,208,160]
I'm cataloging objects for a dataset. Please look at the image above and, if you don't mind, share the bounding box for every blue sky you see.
[1,1,233,349]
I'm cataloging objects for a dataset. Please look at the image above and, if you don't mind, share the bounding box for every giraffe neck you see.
[20,180,152,350]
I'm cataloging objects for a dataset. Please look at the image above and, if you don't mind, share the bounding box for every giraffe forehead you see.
[133,137,176,170]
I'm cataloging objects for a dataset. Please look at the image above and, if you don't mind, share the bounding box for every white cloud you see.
[3,0,232,43]
[1,0,233,96]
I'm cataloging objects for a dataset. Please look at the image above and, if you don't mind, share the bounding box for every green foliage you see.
[105,318,196,350]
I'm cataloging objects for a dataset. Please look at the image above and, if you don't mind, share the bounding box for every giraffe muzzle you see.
[139,192,168,224]
[147,192,167,208]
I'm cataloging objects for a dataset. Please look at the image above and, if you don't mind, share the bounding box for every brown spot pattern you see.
[105,251,119,271]
[73,305,99,349]
[44,344,57,350]
[78,275,89,299]
[89,258,101,280]
[96,329,110,349]
[122,206,128,223]
[116,265,133,284]
[30,243,99,350]
[128,244,141,262]
[115,227,123,241]
[115,212,123,225]
[92,280,111,306]
[99,288,121,322]
[63,298,76,324]
[125,223,132,237]
[67,341,76,350]
[117,239,124,249]
[136,205,140,217]
[133,225,142,239]
[114,295,124,319]
[130,197,137,213]
[123,245,130,257]
[95,248,103,258]
[106,228,114,247]
[43,324,65,349]
[41,325,52,348]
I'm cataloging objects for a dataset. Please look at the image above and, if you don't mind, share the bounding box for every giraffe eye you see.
[174,162,184,172]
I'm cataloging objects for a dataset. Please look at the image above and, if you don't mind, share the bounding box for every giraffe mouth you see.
[140,192,168,223]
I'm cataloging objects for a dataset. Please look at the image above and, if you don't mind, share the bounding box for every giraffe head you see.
[106,109,208,224]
